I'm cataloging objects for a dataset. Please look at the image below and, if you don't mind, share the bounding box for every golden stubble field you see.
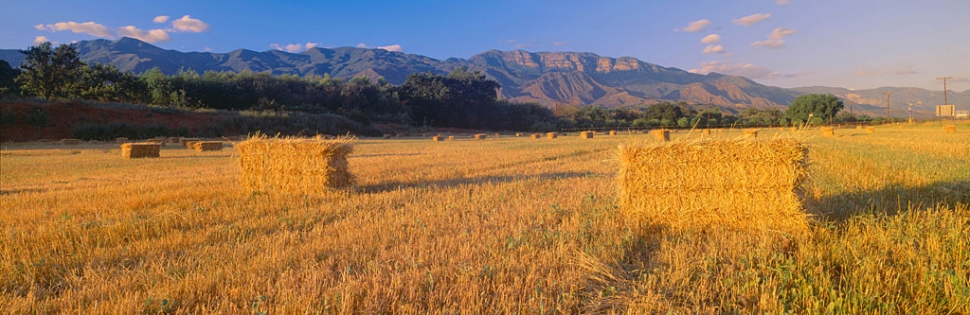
[1,124,969,314]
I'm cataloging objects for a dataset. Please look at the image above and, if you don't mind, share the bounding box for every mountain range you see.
[2,37,967,116]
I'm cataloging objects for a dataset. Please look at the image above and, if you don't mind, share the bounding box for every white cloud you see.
[33,36,50,45]
[553,41,567,47]
[700,34,721,44]
[689,60,779,80]
[117,26,171,43]
[678,19,711,32]
[204,47,213,52]
[751,27,796,49]
[170,15,210,33]
[776,0,792,4]
[782,70,816,78]
[153,15,169,24]
[857,66,917,76]
[305,42,319,49]
[356,42,404,52]
[732,13,771,26]
[38,21,114,38]
[702,45,725,54]
[271,42,324,53]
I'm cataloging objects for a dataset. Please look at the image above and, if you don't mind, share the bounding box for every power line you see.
[883,92,893,122]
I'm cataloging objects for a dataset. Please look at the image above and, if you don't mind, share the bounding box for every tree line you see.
[1,42,852,132]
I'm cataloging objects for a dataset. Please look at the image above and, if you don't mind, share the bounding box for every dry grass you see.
[1,126,968,313]
[236,135,355,196]
[944,125,957,133]
[743,128,759,138]
[60,139,81,145]
[866,126,876,134]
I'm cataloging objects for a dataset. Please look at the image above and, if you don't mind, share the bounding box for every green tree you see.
[15,42,84,100]
[785,94,844,124]
[643,102,684,122]
[0,60,18,95]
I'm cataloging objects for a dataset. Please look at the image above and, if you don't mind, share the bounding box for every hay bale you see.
[121,143,161,159]
[236,136,355,195]
[649,129,670,141]
[474,134,487,140]
[856,125,863,130]
[116,137,129,144]
[495,133,501,139]
[194,141,223,152]
[865,126,875,134]
[579,131,593,139]
[609,130,617,136]
[61,139,81,145]
[617,138,809,234]
[943,125,957,134]
[820,127,835,137]
[547,132,558,139]
[184,141,199,149]
[515,133,522,137]
[383,134,392,139]
[742,129,759,138]
[702,129,711,136]
[448,135,455,141]
[432,136,444,141]
[167,137,180,143]
[530,133,541,139]
[180,138,200,147]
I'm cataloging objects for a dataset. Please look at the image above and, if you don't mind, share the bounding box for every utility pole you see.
[883,92,893,122]
[938,76,953,120]
[707,97,712,128]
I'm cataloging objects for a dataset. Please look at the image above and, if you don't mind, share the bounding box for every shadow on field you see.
[360,171,607,194]
[0,188,48,195]
[804,180,970,223]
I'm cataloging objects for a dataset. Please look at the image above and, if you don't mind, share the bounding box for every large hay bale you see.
[121,143,161,159]
[236,136,355,195]
[432,136,444,141]
[609,130,617,136]
[579,131,593,139]
[649,129,670,141]
[448,135,455,141]
[820,127,835,137]
[943,125,957,133]
[742,129,759,138]
[474,134,487,140]
[194,141,223,152]
[865,126,875,134]
[530,133,541,139]
[61,139,81,145]
[617,138,809,234]
[547,132,558,139]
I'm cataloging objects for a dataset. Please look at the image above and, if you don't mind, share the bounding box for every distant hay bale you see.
[649,129,670,141]
[61,139,81,145]
[579,131,593,139]
[495,133,501,139]
[547,132,558,139]
[194,141,223,152]
[236,135,355,195]
[530,133,541,139]
[167,137,180,143]
[474,134,487,140]
[121,143,161,159]
[116,137,129,143]
[432,136,444,141]
[856,125,863,130]
[617,138,810,235]
[943,125,957,133]
[609,130,617,136]
[516,133,522,137]
[184,141,199,149]
[898,125,905,130]
[448,135,455,140]
[37,139,55,143]
[702,129,711,136]
[866,126,875,134]
[145,138,166,147]
[383,134,392,139]
[742,129,759,138]
[821,127,835,137]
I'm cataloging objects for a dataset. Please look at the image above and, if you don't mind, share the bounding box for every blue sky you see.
[2,0,968,92]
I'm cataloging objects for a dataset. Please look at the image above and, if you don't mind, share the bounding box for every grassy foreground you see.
[1,124,968,313]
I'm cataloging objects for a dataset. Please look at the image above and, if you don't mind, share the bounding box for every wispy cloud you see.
[356,42,405,52]
[677,19,711,32]
[270,42,323,53]
[117,26,170,43]
[33,35,51,45]
[732,13,771,26]
[501,39,540,49]
[782,70,816,78]
[702,45,725,54]
[37,21,114,38]
[552,41,567,47]
[751,27,796,49]
[153,16,169,24]
[700,34,721,44]
[690,60,779,80]
[776,0,792,5]
[169,15,210,33]
[857,66,917,76]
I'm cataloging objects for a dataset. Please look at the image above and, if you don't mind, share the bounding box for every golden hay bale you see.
[184,141,199,149]
[116,137,129,144]
[448,135,455,140]
[649,129,670,141]
[579,131,593,139]
[530,133,541,139]
[495,133,501,139]
[547,132,558,139]
[609,130,617,136]
[742,129,759,138]
[432,136,444,141]
[193,141,223,152]
[383,134,392,139]
[167,137,180,143]
[617,138,809,235]
[943,125,957,133]
[856,125,863,130]
[474,134,487,140]
[898,125,905,130]
[61,139,81,145]
[236,136,355,195]
[865,126,875,134]
[515,133,522,137]
[121,143,161,159]
[701,129,711,136]
[820,127,835,137]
